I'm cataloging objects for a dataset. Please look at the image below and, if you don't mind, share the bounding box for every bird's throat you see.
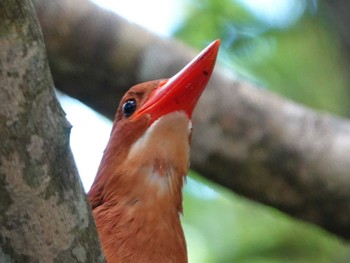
[90,111,191,262]
[126,111,191,202]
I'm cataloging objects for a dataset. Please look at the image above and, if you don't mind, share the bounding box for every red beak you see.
[137,39,220,122]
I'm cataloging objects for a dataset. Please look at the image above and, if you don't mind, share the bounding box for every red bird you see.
[88,40,220,262]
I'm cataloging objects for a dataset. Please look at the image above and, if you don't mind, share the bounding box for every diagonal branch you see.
[33,0,350,239]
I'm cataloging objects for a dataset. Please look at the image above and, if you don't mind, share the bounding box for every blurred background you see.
[58,0,350,262]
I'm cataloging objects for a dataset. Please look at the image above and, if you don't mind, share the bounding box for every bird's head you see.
[112,40,220,152]
[89,40,220,209]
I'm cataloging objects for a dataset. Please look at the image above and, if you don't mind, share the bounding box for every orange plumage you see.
[88,40,220,262]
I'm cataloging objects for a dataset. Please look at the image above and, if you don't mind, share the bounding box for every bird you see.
[88,40,220,263]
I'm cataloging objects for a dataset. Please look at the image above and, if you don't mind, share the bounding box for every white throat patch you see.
[127,111,191,194]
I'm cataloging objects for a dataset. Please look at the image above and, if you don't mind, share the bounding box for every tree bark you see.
[33,0,350,239]
[0,1,104,262]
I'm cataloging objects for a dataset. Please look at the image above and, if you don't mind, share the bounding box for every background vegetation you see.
[171,0,350,262]
[61,0,350,261]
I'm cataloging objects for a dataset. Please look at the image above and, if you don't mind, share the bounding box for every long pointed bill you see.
[137,39,220,122]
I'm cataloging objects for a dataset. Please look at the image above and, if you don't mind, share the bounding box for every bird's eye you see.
[122,99,137,117]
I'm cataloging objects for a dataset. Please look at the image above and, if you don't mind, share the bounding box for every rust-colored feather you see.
[88,40,220,263]
[88,82,188,262]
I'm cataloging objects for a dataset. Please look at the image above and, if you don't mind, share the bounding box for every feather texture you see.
[88,40,220,262]
[89,84,190,262]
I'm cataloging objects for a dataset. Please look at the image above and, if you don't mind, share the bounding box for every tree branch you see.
[34,0,350,239]
[0,0,104,261]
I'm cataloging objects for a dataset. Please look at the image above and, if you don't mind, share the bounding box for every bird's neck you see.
[89,112,191,262]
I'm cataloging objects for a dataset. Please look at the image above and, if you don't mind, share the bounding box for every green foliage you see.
[183,173,348,263]
[174,0,350,262]
[175,0,350,116]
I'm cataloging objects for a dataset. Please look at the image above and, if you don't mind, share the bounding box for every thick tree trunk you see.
[0,1,104,262]
[33,0,350,239]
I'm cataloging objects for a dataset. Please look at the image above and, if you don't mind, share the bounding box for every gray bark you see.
[33,0,350,239]
[0,0,105,262]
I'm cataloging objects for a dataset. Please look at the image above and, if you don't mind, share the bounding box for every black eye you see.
[122,99,137,117]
